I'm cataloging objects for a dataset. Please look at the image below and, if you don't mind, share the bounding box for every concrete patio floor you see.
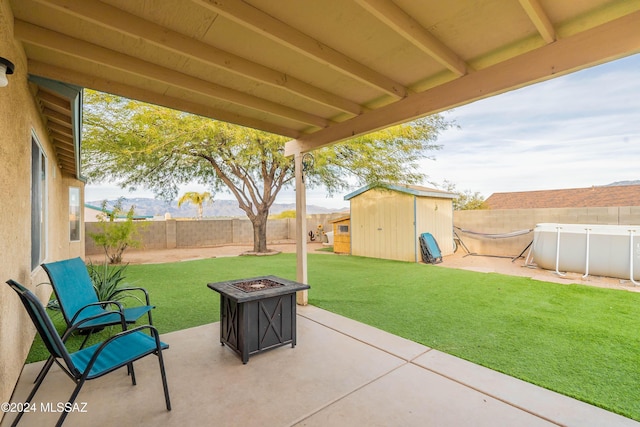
[2,305,637,427]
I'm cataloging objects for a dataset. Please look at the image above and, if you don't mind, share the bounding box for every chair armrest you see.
[62,309,127,342]
[68,300,125,326]
[114,286,151,306]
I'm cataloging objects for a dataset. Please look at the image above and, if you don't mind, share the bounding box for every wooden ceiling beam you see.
[57,156,75,165]
[28,60,303,138]
[57,160,77,171]
[56,157,76,167]
[33,0,362,116]
[355,0,467,76]
[285,10,640,154]
[36,89,72,113]
[54,148,74,159]
[51,141,74,155]
[48,122,73,138]
[55,147,75,158]
[42,107,72,127]
[193,0,408,99]
[518,0,556,43]
[15,21,330,128]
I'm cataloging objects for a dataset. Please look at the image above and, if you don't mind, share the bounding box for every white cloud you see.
[426,53,640,196]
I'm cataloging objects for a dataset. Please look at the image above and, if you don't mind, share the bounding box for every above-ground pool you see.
[532,223,640,283]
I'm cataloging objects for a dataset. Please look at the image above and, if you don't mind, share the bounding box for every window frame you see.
[69,187,81,242]
[31,133,48,271]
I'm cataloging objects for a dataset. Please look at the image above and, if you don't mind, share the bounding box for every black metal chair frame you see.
[5,280,171,427]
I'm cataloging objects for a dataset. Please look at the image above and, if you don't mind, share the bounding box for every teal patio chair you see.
[41,257,155,347]
[5,280,171,427]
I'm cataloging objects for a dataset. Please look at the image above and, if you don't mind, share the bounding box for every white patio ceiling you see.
[11,0,640,157]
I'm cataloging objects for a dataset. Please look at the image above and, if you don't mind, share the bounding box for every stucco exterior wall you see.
[0,1,85,417]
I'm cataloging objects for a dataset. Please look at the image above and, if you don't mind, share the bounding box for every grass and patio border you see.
[28,253,640,421]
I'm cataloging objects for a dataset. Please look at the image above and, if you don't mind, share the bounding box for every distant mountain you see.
[86,198,345,219]
[605,180,640,186]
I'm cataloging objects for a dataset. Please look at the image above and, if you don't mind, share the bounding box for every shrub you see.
[86,260,136,304]
[88,198,143,264]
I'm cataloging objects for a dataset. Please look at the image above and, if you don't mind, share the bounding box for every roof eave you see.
[344,183,456,200]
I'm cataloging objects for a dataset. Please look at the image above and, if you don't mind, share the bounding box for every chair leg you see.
[156,350,171,411]
[33,355,55,384]
[56,379,85,427]
[78,330,93,349]
[146,311,154,336]
[11,357,53,426]
[128,362,137,385]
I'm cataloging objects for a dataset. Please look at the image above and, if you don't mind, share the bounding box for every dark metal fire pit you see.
[207,276,310,364]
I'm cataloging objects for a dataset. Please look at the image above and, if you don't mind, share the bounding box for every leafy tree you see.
[178,191,213,219]
[82,90,454,252]
[87,199,143,264]
[270,210,296,219]
[310,117,451,195]
[439,180,488,210]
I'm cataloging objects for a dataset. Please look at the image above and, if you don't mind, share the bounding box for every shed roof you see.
[485,185,640,209]
[344,183,456,201]
[329,215,351,223]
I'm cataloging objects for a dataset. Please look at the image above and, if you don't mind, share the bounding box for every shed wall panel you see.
[415,198,454,257]
[351,189,416,262]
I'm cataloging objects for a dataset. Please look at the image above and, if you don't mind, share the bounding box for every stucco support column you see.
[294,151,308,305]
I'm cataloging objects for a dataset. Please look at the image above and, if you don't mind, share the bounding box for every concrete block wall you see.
[453,207,640,257]
[84,213,346,255]
[292,213,347,242]
[166,220,177,248]
[136,221,169,250]
[176,219,234,247]
[267,220,291,242]
[84,221,167,255]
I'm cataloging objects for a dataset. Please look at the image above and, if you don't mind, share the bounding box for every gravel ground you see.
[436,250,640,293]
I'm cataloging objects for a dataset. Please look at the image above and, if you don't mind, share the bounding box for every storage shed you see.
[345,184,456,262]
[330,216,351,254]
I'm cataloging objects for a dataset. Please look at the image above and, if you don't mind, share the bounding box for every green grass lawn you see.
[27,253,640,421]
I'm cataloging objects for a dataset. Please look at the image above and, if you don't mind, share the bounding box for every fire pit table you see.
[207,276,310,364]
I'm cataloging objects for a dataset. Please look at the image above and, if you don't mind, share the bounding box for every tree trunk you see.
[251,211,269,253]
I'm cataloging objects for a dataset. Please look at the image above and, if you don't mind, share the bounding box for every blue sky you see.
[86,53,640,210]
